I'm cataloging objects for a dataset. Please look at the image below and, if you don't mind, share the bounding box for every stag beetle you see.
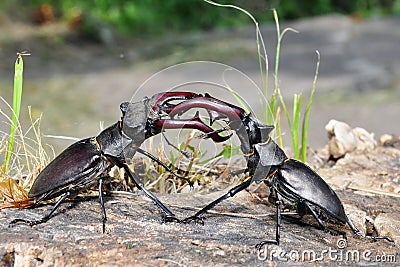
[10,92,231,231]
[158,93,394,245]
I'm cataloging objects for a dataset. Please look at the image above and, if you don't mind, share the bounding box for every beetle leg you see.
[346,216,394,242]
[10,191,71,227]
[162,132,191,159]
[98,177,107,233]
[182,176,253,224]
[104,153,181,222]
[118,162,181,223]
[256,188,281,248]
[135,147,193,188]
[301,199,347,239]
[303,199,394,243]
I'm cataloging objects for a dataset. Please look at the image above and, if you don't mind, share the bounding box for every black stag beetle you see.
[10,92,230,231]
[158,93,394,246]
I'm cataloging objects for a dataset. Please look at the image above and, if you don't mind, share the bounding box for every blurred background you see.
[0,0,399,155]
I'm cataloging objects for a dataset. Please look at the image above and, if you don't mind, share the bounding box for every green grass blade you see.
[301,51,320,162]
[226,85,250,114]
[272,9,299,149]
[292,94,302,159]
[5,52,28,173]
[273,10,281,94]
[203,0,267,117]
[267,91,277,125]
[272,9,298,94]
[274,106,282,147]
[278,89,291,130]
[277,88,291,149]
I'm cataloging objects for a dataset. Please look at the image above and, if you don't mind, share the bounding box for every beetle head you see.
[120,97,150,145]
[245,115,274,145]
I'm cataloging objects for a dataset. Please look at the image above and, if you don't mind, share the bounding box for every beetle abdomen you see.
[277,159,347,222]
[28,138,106,200]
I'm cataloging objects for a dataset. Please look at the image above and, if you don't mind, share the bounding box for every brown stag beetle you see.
[158,93,394,246]
[10,92,230,232]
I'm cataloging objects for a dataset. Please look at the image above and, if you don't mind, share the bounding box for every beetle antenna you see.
[162,132,191,159]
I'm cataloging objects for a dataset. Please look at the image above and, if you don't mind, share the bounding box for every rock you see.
[380,134,394,146]
[374,213,400,244]
[319,145,400,195]
[343,204,367,235]
[379,134,400,148]
[325,120,357,158]
[353,127,377,151]
[324,120,377,159]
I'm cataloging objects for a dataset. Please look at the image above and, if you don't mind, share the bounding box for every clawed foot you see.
[182,215,205,225]
[9,218,40,227]
[255,240,279,250]
[161,214,182,223]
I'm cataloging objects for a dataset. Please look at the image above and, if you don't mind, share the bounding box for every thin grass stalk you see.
[292,94,302,159]
[273,10,280,94]
[274,106,282,145]
[272,10,298,147]
[255,19,269,124]
[0,102,27,176]
[268,11,279,128]
[5,53,27,173]
[203,0,271,123]
[225,84,250,114]
[203,1,267,87]
[268,10,280,129]
[277,88,291,148]
[301,51,320,162]
[27,107,49,174]
[18,109,39,175]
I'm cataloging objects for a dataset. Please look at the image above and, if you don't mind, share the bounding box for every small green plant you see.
[4,52,30,173]
[0,52,50,209]
[0,105,50,209]
[269,10,320,162]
